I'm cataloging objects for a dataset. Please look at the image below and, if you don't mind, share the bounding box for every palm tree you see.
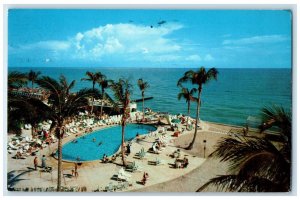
[177,67,218,150]
[9,97,51,137]
[28,70,41,89]
[198,106,291,192]
[8,71,29,134]
[177,87,197,127]
[97,74,111,117]
[36,75,96,191]
[8,71,28,89]
[259,105,291,158]
[137,78,150,120]
[110,78,132,166]
[81,71,104,114]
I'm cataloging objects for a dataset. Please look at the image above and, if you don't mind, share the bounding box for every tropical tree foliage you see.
[137,78,150,120]
[8,71,29,134]
[97,74,112,117]
[177,87,197,127]
[8,71,28,89]
[259,105,291,158]
[110,78,132,166]
[177,67,218,150]
[81,71,104,114]
[28,70,41,89]
[198,106,291,192]
[8,97,51,137]
[36,75,96,191]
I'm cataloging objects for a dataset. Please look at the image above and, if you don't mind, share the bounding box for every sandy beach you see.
[7,120,237,192]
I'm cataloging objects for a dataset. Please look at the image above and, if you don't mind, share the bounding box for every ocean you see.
[9,67,292,127]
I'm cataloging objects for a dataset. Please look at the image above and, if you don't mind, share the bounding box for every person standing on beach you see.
[74,163,79,177]
[41,155,47,168]
[34,156,38,170]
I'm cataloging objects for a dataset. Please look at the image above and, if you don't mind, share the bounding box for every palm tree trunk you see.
[100,88,104,117]
[186,88,201,150]
[31,124,34,138]
[186,101,190,128]
[91,84,95,114]
[121,120,127,166]
[142,92,145,120]
[57,128,63,191]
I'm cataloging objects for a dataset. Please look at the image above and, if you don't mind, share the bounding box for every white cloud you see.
[204,54,214,61]
[222,35,288,45]
[20,40,70,51]
[68,23,182,59]
[16,23,184,62]
[186,54,201,61]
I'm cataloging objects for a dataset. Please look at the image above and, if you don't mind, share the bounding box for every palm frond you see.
[36,76,62,94]
[8,71,28,89]
[177,70,194,86]
[204,67,218,83]
[260,105,291,137]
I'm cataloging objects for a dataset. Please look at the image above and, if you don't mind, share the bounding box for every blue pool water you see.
[58,124,156,162]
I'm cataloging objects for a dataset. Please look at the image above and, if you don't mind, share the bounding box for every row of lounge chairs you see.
[8,186,87,192]
[7,136,46,159]
[104,181,130,192]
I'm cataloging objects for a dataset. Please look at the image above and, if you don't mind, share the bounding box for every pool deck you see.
[7,119,240,192]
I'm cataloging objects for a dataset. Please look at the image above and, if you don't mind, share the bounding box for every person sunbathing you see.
[102,154,109,163]
[15,151,22,159]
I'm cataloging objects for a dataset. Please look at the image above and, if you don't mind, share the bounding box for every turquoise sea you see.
[9,67,292,127]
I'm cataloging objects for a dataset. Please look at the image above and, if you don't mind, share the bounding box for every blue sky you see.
[8,9,292,68]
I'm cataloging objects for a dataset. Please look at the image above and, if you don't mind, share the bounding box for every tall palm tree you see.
[110,78,132,166]
[177,67,218,150]
[97,74,111,117]
[36,75,96,191]
[177,87,197,127]
[81,71,103,114]
[8,71,28,89]
[137,78,150,120]
[28,70,41,89]
[198,106,291,192]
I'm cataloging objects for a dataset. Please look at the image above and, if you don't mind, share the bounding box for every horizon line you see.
[8,66,292,69]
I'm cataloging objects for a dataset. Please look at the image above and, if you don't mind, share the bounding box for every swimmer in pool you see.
[98,142,102,146]
[92,138,96,142]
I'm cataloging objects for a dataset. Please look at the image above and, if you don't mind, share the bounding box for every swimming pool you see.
[57,124,157,162]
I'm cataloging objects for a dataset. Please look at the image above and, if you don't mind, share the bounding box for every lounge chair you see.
[137,147,146,159]
[119,167,131,178]
[8,142,18,150]
[118,173,130,182]
[155,157,165,166]
[117,168,131,181]
[126,161,143,172]
[105,182,115,192]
